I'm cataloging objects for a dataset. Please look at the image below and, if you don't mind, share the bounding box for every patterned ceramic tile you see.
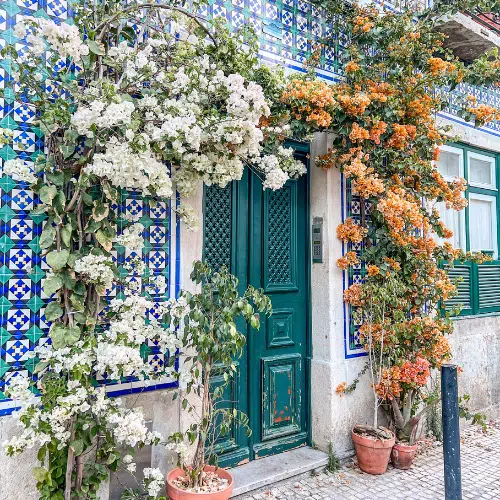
[0,0,177,415]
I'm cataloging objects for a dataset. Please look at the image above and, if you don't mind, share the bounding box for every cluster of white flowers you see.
[2,159,37,184]
[165,440,189,462]
[259,146,307,190]
[74,254,115,294]
[114,223,145,253]
[163,296,189,320]
[95,342,147,380]
[35,342,93,374]
[122,453,137,473]
[175,203,199,231]
[93,293,181,380]
[143,468,165,498]
[85,138,173,198]
[14,17,89,61]
[107,408,161,448]
[0,127,14,147]
[71,99,135,136]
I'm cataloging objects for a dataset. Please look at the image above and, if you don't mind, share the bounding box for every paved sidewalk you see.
[234,423,500,499]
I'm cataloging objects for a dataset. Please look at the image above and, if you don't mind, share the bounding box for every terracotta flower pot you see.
[166,465,234,500]
[391,442,418,470]
[352,427,395,475]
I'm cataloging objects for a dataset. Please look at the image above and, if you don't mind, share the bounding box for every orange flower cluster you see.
[345,60,361,73]
[336,91,371,116]
[430,171,468,210]
[335,382,347,397]
[427,57,458,77]
[377,187,424,234]
[366,265,380,276]
[375,357,431,400]
[405,94,436,123]
[366,81,396,103]
[281,79,336,127]
[349,122,370,142]
[336,217,368,243]
[467,103,500,125]
[344,284,363,306]
[339,149,386,198]
[369,120,387,144]
[352,15,374,33]
[352,175,385,198]
[384,257,401,271]
[386,124,417,149]
[337,251,359,270]
[423,335,451,367]
[433,269,456,302]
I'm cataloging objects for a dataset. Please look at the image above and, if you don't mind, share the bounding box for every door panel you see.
[203,149,309,466]
[261,354,302,441]
[249,166,309,459]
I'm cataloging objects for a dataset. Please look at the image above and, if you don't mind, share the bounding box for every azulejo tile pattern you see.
[0,0,178,416]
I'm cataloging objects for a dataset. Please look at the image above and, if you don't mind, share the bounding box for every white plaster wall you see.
[450,314,500,420]
[309,132,377,459]
[438,116,500,153]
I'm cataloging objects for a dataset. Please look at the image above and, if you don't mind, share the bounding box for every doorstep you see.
[229,447,329,497]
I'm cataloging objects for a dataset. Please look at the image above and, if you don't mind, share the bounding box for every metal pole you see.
[441,364,462,500]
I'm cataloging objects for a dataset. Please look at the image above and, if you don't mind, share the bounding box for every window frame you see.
[467,150,497,191]
[441,143,500,317]
[435,145,467,251]
[467,192,498,257]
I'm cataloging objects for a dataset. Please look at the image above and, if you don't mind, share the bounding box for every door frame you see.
[201,139,312,463]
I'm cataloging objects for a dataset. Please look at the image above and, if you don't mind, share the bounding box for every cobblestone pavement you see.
[234,423,500,500]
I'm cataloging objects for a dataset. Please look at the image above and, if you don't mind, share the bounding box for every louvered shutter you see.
[445,264,473,315]
[477,263,500,313]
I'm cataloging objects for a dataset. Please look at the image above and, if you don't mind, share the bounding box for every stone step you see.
[230,447,329,497]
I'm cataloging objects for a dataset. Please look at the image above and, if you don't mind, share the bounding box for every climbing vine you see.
[282,1,500,438]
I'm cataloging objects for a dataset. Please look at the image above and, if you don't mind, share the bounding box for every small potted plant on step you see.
[165,262,271,499]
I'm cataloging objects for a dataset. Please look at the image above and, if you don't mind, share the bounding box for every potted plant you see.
[343,266,401,474]
[164,262,271,499]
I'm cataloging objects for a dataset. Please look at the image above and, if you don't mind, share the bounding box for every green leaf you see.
[39,185,58,205]
[34,361,49,374]
[45,301,64,321]
[61,224,72,248]
[32,467,49,483]
[96,228,114,252]
[39,225,56,249]
[70,440,84,457]
[87,40,105,56]
[46,249,69,270]
[70,293,85,312]
[37,446,47,462]
[92,201,109,222]
[45,171,65,187]
[53,191,66,213]
[105,453,117,465]
[50,324,81,349]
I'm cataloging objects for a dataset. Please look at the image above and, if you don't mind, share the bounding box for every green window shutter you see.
[477,263,500,313]
[445,264,473,315]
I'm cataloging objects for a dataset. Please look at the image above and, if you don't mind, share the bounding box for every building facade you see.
[0,1,500,498]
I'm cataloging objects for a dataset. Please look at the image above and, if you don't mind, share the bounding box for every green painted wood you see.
[444,264,473,315]
[442,142,500,317]
[203,150,310,466]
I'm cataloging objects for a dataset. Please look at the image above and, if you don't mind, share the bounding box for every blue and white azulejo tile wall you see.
[0,0,182,415]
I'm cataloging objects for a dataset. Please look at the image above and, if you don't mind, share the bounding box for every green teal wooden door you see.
[203,148,310,466]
